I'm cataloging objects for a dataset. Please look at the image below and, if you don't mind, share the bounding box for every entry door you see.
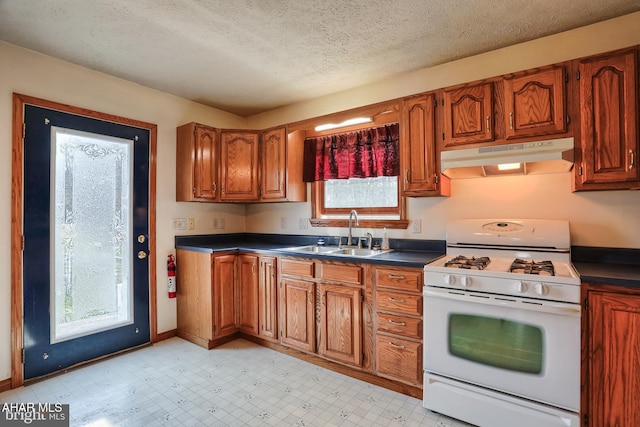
[23,104,151,380]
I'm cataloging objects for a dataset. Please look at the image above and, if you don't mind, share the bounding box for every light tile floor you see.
[0,337,475,426]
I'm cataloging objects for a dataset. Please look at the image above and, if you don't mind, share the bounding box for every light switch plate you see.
[187,218,195,230]
[412,219,422,233]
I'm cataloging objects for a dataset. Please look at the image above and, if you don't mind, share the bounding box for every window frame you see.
[289,99,409,230]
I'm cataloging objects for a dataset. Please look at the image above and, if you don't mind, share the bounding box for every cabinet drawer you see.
[319,263,363,285]
[376,291,422,316]
[375,267,423,292]
[375,335,422,385]
[376,312,422,339]
[280,258,315,278]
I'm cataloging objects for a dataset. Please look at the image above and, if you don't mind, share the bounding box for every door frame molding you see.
[11,93,158,388]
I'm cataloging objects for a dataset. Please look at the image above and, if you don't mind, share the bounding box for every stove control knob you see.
[461,276,472,288]
[534,283,549,296]
[515,281,528,293]
[443,274,455,285]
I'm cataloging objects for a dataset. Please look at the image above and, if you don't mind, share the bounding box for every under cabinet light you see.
[497,163,521,171]
[314,117,372,132]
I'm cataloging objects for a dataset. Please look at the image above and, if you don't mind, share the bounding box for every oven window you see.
[448,314,544,374]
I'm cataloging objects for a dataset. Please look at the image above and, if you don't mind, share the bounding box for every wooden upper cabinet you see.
[443,82,494,147]
[261,127,287,200]
[503,66,567,140]
[575,48,639,190]
[400,93,446,196]
[176,122,218,201]
[220,130,260,201]
[260,127,307,202]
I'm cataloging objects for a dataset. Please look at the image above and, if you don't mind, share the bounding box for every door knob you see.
[137,251,148,259]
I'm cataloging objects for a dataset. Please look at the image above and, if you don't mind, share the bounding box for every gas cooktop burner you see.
[510,258,555,276]
[445,255,491,270]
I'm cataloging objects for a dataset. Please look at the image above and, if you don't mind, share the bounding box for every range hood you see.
[441,137,574,179]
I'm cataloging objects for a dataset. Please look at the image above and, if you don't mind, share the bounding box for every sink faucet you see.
[347,209,359,247]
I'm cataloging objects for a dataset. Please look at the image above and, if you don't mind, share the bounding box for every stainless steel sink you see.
[334,248,391,257]
[283,245,342,254]
[282,245,390,257]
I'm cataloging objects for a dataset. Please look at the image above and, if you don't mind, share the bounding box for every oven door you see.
[424,287,581,412]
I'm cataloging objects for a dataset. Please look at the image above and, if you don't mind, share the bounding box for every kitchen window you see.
[303,122,408,228]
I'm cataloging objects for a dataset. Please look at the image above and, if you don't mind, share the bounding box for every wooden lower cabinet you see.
[279,258,365,368]
[280,277,316,352]
[375,335,422,385]
[258,255,278,340]
[373,265,423,387]
[319,284,362,366]
[176,249,237,348]
[238,254,259,335]
[585,284,640,427]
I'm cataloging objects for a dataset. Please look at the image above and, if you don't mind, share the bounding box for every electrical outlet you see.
[280,217,286,229]
[412,219,422,233]
[298,218,308,229]
[187,218,195,230]
[212,218,218,229]
[172,218,187,231]
[219,218,225,229]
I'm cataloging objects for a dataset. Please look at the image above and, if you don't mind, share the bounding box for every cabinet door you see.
[280,278,315,352]
[212,254,238,337]
[176,123,218,201]
[320,284,362,367]
[261,127,287,200]
[220,131,259,201]
[258,256,278,340]
[504,66,566,140]
[443,82,494,147]
[588,291,640,427]
[175,249,213,346]
[577,49,639,188]
[238,254,259,336]
[400,93,439,196]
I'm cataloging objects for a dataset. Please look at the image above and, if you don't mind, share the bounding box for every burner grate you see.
[510,258,555,276]
[445,255,491,270]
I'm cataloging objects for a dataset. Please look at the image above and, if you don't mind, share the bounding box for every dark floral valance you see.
[302,123,400,182]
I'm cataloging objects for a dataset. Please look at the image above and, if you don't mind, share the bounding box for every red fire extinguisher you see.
[167,254,177,298]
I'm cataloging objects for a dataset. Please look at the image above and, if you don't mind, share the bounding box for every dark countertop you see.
[175,233,445,269]
[572,246,640,290]
[175,235,640,288]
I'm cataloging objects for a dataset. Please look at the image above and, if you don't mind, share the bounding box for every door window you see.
[51,128,133,343]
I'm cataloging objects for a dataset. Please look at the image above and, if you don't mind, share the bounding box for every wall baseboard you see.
[0,377,12,393]
[155,329,177,342]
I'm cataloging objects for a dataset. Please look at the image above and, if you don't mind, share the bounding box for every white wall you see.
[0,41,248,381]
[246,12,640,248]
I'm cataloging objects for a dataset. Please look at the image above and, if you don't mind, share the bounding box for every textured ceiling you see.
[1,1,639,116]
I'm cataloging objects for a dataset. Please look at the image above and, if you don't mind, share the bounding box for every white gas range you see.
[423,219,581,427]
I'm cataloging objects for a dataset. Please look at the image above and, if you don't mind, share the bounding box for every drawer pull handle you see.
[388,274,405,279]
[486,115,491,133]
[388,319,406,326]
[388,297,405,303]
[388,342,405,349]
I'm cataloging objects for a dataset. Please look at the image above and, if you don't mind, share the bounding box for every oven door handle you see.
[423,288,581,317]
